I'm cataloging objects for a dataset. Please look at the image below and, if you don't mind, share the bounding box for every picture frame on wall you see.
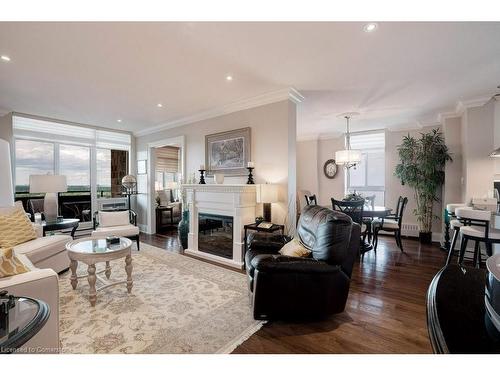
[205,127,251,176]
[137,159,147,174]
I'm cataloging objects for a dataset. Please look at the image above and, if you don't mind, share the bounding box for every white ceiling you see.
[1,22,500,138]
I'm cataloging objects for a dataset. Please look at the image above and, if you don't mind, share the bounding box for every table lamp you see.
[29,174,67,222]
[0,139,14,207]
[257,184,279,223]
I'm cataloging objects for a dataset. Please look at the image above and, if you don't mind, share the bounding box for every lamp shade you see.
[0,139,14,207]
[257,184,279,204]
[29,175,67,193]
[335,149,362,165]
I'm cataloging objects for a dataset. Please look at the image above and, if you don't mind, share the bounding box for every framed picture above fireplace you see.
[205,127,251,176]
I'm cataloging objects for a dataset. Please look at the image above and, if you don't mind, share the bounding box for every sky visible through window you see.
[15,139,112,192]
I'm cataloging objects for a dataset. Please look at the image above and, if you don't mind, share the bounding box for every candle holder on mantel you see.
[246,167,255,184]
[198,170,206,184]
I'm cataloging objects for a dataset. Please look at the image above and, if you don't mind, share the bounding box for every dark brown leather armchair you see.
[245,205,360,320]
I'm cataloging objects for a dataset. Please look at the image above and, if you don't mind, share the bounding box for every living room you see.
[1,1,500,372]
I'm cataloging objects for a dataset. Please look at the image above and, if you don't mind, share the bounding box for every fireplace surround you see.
[183,184,257,268]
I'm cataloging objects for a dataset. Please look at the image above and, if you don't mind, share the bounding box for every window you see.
[59,144,90,192]
[13,115,132,223]
[96,149,129,198]
[346,132,385,205]
[15,139,54,193]
[155,146,180,200]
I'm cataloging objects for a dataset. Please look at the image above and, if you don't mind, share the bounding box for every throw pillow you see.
[0,247,30,278]
[279,238,311,257]
[99,210,130,227]
[0,204,37,248]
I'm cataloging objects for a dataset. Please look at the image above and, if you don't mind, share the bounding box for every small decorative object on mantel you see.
[323,159,338,179]
[198,165,206,184]
[246,161,255,184]
[214,173,224,184]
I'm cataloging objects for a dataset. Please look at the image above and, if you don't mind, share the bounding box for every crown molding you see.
[134,87,304,137]
[438,95,492,123]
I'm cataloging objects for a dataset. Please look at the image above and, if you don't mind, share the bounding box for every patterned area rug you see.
[58,243,262,353]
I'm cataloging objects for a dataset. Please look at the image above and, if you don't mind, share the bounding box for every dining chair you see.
[372,197,408,252]
[385,196,402,221]
[305,194,318,206]
[444,203,469,265]
[364,195,376,210]
[456,208,499,268]
[331,198,368,251]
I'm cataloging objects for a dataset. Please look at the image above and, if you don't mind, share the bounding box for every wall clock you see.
[323,159,338,179]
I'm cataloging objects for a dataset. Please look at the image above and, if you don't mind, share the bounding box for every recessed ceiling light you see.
[117,119,122,123]
[363,23,378,33]
[1,55,11,62]
[226,75,233,81]
[157,103,163,108]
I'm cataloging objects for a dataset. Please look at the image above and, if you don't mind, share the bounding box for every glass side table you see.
[0,291,50,353]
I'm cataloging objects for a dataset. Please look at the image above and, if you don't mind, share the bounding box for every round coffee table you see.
[66,237,133,307]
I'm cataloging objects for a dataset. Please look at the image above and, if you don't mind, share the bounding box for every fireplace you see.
[198,213,233,259]
[183,184,257,269]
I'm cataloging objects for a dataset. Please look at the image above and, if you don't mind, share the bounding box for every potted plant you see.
[394,129,452,244]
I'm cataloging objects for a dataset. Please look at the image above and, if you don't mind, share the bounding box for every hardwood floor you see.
[140,232,449,353]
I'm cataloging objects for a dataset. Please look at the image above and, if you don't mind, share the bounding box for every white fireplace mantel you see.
[183,184,257,268]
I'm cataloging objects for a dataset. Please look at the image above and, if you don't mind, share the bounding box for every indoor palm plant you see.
[394,129,452,243]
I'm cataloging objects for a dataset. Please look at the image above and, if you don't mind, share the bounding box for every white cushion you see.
[14,234,71,265]
[373,218,399,230]
[158,190,172,206]
[450,219,463,228]
[446,203,469,214]
[98,210,130,227]
[460,226,500,240]
[456,208,491,221]
[92,224,139,237]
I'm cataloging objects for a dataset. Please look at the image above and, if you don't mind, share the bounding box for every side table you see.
[0,292,50,353]
[42,218,80,239]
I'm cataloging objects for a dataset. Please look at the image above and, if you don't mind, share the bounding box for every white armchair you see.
[92,210,140,250]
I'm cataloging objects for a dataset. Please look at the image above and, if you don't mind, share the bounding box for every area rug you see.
[58,243,262,353]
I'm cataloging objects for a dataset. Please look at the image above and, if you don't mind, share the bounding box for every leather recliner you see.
[245,205,360,320]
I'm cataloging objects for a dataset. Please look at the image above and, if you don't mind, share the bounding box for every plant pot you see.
[178,210,189,251]
[419,231,432,244]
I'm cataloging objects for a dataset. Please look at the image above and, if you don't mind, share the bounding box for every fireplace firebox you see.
[198,213,233,259]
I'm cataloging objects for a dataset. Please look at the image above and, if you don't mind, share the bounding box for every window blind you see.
[156,146,179,173]
[350,132,385,151]
[13,115,131,150]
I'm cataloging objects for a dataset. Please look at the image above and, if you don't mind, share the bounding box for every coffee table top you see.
[66,237,132,255]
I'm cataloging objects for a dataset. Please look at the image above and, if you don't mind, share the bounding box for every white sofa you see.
[1,202,72,273]
[1,202,72,353]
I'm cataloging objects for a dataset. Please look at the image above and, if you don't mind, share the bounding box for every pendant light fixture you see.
[335,112,362,169]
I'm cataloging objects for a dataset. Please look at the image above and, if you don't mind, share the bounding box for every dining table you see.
[322,203,393,252]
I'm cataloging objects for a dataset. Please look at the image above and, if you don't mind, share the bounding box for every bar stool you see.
[445,203,468,265]
[456,208,500,268]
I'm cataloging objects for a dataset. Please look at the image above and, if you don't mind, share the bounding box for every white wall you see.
[443,117,463,206]
[297,126,446,236]
[135,100,297,233]
[461,102,496,201]
[296,139,319,198]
